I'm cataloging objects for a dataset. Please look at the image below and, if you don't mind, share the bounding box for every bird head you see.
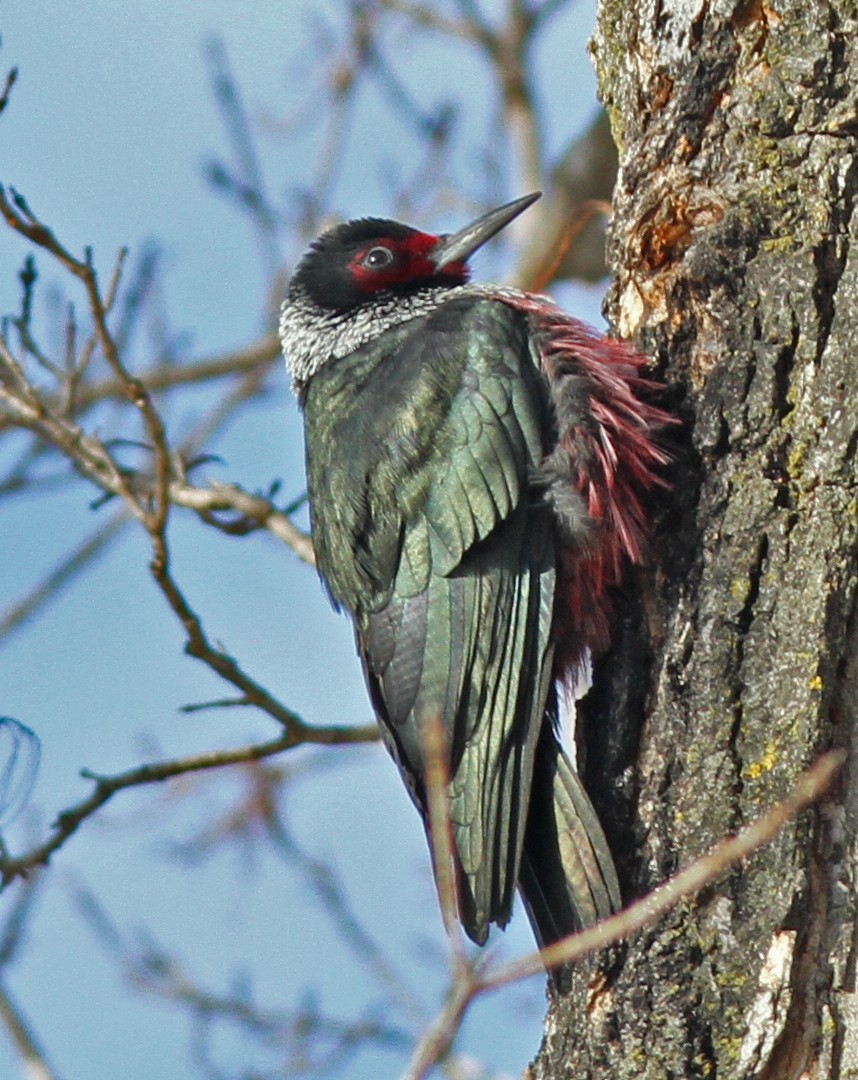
[288,192,541,312]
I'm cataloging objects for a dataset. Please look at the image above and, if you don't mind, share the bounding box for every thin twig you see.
[0,373,313,562]
[203,36,281,282]
[0,873,43,968]
[146,534,317,728]
[64,333,279,411]
[0,727,377,886]
[0,68,17,116]
[167,480,314,562]
[0,982,60,1080]
[0,196,321,761]
[400,974,475,1080]
[265,798,429,1031]
[380,1,476,40]
[72,881,411,1075]
[0,187,170,528]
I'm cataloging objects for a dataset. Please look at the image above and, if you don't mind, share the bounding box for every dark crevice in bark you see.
[771,331,797,424]
[740,349,757,407]
[844,426,858,469]
[727,531,769,813]
[812,242,843,369]
[710,412,731,459]
[829,587,858,1077]
[579,586,650,884]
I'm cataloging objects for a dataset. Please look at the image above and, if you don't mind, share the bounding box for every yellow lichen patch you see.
[786,443,807,477]
[745,741,778,780]
[692,1053,715,1076]
[821,1011,837,1038]
[808,674,823,691]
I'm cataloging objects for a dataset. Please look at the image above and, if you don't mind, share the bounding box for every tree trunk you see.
[533,1,858,1076]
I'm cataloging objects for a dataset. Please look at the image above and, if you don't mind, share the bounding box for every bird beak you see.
[430,192,541,270]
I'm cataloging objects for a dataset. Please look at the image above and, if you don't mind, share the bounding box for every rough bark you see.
[533,1,858,1077]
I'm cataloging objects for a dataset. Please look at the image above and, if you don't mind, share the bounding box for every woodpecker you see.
[279,193,669,957]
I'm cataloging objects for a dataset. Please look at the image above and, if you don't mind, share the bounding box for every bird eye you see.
[362,246,395,270]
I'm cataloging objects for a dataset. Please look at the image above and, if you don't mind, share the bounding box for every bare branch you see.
[0,982,61,1080]
[529,0,575,30]
[71,880,411,1078]
[0,197,324,789]
[263,789,428,1031]
[0,870,58,1079]
[68,333,279,410]
[0,374,148,523]
[0,874,43,968]
[0,67,17,116]
[498,0,544,197]
[0,727,377,886]
[1,337,311,562]
[515,109,618,290]
[169,480,314,561]
[400,972,477,1080]
[145,531,319,727]
[0,186,171,528]
[379,1,477,40]
[307,5,374,216]
[203,36,281,286]
[452,0,495,41]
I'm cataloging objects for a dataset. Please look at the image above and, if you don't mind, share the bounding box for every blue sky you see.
[0,3,603,1077]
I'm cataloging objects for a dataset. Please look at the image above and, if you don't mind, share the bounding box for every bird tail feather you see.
[518,724,620,962]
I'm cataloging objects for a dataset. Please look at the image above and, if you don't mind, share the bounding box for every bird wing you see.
[304,296,556,942]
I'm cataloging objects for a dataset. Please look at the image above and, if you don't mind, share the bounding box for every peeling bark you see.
[533,1,858,1077]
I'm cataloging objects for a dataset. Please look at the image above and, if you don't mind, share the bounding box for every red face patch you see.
[347,232,468,292]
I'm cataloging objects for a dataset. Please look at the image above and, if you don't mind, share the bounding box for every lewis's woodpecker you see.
[279,193,668,954]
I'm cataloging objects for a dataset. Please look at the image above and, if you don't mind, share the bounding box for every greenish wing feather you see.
[304,297,556,941]
[304,298,546,610]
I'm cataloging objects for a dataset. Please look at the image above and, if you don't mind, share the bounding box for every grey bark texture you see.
[532,1,858,1077]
